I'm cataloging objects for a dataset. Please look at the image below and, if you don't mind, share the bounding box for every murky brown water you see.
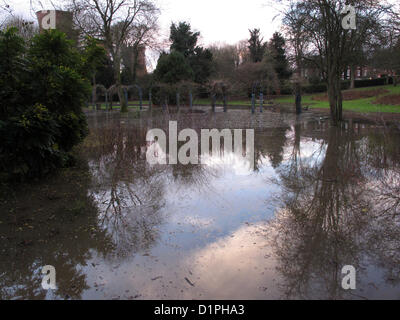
[1,109,400,300]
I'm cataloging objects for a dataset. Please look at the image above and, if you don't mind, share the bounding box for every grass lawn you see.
[86,99,256,110]
[85,101,145,110]
[274,85,400,113]
[192,86,400,113]
[85,85,400,113]
[194,99,254,106]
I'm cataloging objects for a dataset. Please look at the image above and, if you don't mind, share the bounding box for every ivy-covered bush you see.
[0,28,99,180]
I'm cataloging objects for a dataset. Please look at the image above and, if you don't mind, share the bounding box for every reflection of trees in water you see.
[171,162,219,191]
[365,129,400,216]
[0,162,112,299]
[362,128,400,287]
[0,114,220,299]
[84,119,166,258]
[267,122,400,299]
[84,117,217,258]
[255,126,290,170]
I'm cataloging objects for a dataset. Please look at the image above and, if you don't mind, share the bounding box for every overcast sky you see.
[8,0,282,46]
[158,0,281,46]
[4,0,282,70]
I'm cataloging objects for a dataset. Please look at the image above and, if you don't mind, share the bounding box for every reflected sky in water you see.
[1,110,400,300]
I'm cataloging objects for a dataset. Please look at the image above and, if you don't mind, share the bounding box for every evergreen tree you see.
[170,22,200,57]
[269,32,292,80]
[0,29,94,179]
[154,51,193,84]
[155,21,213,84]
[248,28,266,63]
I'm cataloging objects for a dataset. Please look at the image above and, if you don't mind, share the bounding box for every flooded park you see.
[1,108,400,300]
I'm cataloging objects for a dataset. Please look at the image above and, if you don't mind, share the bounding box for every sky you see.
[4,0,282,69]
[7,0,283,46]
[157,0,282,46]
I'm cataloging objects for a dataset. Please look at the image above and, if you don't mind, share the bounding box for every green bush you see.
[277,78,390,97]
[154,51,193,84]
[150,85,179,106]
[303,83,327,94]
[354,78,387,88]
[0,104,64,178]
[0,28,93,180]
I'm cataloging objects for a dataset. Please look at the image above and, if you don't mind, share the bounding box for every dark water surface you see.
[1,109,400,300]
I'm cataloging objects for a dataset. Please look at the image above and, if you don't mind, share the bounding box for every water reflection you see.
[1,110,400,299]
[83,121,166,258]
[0,161,113,299]
[269,121,400,299]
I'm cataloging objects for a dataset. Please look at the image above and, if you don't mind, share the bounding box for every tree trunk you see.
[350,65,356,89]
[132,45,139,84]
[92,74,97,109]
[327,72,343,126]
[295,82,302,115]
[114,57,128,113]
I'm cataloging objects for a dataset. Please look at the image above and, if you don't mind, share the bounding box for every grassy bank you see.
[274,85,400,113]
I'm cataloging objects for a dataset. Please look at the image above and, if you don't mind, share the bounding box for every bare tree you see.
[65,0,160,112]
[236,39,250,64]
[0,0,12,27]
[208,43,240,80]
[0,0,11,12]
[121,7,160,83]
[278,0,394,125]
[370,25,400,85]
[1,15,39,40]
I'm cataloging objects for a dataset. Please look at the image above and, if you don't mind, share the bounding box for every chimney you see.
[36,10,77,42]
[136,45,148,77]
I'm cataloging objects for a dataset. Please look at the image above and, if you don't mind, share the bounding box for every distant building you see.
[36,9,148,81]
[136,46,148,77]
[36,10,78,42]
[123,45,148,78]
[300,64,390,82]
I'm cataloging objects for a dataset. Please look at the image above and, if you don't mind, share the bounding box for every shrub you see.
[0,104,64,178]
[303,83,327,94]
[154,51,193,84]
[0,28,91,180]
[150,85,179,106]
[354,78,387,88]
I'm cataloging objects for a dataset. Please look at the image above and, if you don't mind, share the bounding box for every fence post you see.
[223,95,227,112]
[212,94,216,112]
[149,90,152,110]
[163,96,168,111]
[176,92,180,110]
[189,91,193,110]
[139,88,143,111]
[92,86,96,109]
[251,93,255,114]
[260,92,263,113]
[124,88,129,110]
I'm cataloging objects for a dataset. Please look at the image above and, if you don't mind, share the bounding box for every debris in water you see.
[185,277,195,287]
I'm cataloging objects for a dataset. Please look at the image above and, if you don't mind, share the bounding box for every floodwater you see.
[1,108,400,300]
